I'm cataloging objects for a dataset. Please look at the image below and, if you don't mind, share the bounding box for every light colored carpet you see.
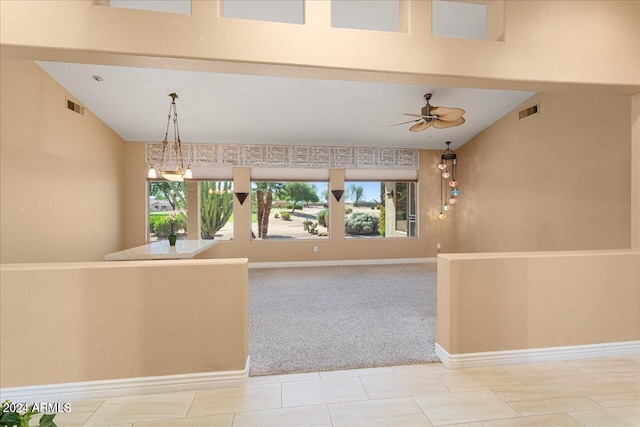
[249,263,438,376]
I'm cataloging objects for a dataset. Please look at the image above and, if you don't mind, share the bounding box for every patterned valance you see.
[145,143,419,170]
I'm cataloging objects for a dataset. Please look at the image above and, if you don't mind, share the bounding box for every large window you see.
[251,181,329,240]
[148,181,234,242]
[344,181,417,238]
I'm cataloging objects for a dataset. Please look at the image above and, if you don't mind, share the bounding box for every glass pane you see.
[109,0,191,15]
[344,182,383,238]
[332,0,400,32]
[432,0,488,40]
[200,181,234,241]
[252,181,329,240]
[345,181,417,238]
[222,0,304,24]
[148,181,187,242]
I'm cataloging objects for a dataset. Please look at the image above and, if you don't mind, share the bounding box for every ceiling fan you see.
[392,93,466,132]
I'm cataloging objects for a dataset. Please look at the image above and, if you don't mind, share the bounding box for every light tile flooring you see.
[52,355,638,426]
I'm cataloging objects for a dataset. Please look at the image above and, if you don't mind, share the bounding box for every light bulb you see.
[452,189,460,196]
[147,166,157,179]
[184,166,193,179]
[437,162,447,170]
[448,180,458,187]
[438,213,446,220]
[449,197,457,205]
[442,171,450,179]
[443,204,450,212]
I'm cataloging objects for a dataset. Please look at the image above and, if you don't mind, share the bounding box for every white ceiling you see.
[38,61,534,150]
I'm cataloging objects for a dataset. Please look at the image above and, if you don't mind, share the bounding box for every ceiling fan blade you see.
[409,121,432,132]
[389,119,421,127]
[430,107,465,122]
[432,117,466,129]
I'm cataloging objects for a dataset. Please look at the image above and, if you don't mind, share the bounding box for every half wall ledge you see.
[436,249,640,368]
[0,259,249,393]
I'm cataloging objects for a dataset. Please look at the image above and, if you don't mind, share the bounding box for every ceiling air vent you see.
[519,104,539,120]
[66,98,85,116]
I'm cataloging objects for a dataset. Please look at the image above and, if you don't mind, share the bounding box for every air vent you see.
[66,98,84,116]
[519,104,539,119]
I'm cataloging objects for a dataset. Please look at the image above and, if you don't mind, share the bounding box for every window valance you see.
[145,143,419,171]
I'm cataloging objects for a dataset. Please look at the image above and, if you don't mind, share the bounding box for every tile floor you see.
[51,355,639,426]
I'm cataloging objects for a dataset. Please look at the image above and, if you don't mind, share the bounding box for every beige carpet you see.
[249,263,438,376]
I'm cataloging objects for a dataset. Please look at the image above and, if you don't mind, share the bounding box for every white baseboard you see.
[435,341,640,370]
[0,357,250,402]
[249,257,436,269]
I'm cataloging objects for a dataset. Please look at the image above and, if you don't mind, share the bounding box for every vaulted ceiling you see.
[38,61,535,150]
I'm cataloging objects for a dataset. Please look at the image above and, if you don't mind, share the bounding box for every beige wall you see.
[0,259,249,388]
[0,59,126,263]
[437,250,640,355]
[1,1,638,95]
[453,92,632,253]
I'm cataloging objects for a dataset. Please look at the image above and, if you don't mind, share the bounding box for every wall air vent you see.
[519,104,539,120]
[66,98,85,116]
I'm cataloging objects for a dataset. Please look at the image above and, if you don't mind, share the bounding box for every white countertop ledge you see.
[105,239,218,260]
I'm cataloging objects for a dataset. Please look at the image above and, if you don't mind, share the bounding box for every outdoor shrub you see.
[274,212,280,218]
[149,212,187,237]
[345,212,379,235]
[317,209,328,227]
[284,204,303,210]
[302,219,318,235]
[345,207,353,214]
[378,205,386,237]
[280,211,291,220]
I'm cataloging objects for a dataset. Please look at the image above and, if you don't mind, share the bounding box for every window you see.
[109,0,191,15]
[148,181,187,242]
[200,181,234,241]
[252,181,329,240]
[222,0,304,24]
[345,181,417,238]
[432,0,489,40]
[332,0,401,32]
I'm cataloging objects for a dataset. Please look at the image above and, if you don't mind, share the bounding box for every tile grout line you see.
[81,398,108,427]
[184,390,198,419]
[411,395,436,426]
[497,365,527,387]
[562,381,607,410]
[432,371,455,394]
[356,376,371,401]
[489,386,526,417]
[325,404,334,427]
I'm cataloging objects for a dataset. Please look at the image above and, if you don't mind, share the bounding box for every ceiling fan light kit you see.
[147,93,193,182]
[392,93,466,132]
[438,141,460,220]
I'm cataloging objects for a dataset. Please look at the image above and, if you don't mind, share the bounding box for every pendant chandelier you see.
[147,93,192,182]
[438,141,460,220]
